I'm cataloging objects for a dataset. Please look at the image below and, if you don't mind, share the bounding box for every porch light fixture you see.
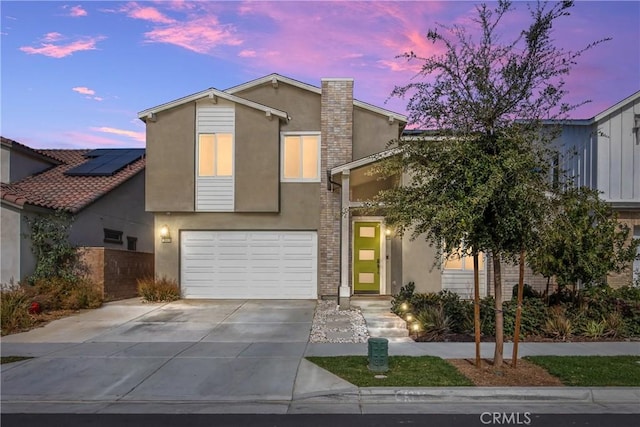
[160,224,171,243]
[385,228,392,238]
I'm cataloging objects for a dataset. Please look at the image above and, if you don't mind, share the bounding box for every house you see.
[550,90,640,287]
[140,73,492,305]
[0,137,154,299]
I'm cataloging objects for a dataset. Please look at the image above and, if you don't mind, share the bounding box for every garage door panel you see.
[181,231,317,299]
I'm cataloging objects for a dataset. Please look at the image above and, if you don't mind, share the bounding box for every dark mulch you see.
[413,332,638,343]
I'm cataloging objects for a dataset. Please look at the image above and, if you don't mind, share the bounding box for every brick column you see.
[319,79,353,299]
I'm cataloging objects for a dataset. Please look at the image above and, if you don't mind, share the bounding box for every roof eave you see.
[138,88,289,122]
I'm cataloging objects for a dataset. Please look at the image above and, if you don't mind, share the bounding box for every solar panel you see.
[65,149,145,176]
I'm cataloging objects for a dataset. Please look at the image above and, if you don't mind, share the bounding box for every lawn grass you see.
[1,356,33,364]
[306,356,473,387]
[525,355,640,386]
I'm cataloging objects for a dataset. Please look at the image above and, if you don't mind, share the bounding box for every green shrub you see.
[137,276,181,302]
[511,283,540,299]
[604,311,626,338]
[544,306,573,340]
[415,304,451,341]
[583,320,606,338]
[391,282,415,314]
[1,285,35,335]
[502,297,548,338]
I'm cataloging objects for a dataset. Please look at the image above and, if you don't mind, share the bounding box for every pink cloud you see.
[121,2,175,24]
[42,32,64,42]
[61,131,140,148]
[91,127,146,143]
[69,5,87,17]
[238,49,256,58]
[72,86,95,95]
[20,34,106,58]
[144,17,242,54]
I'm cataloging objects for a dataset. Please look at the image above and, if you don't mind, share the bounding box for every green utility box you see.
[367,337,389,372]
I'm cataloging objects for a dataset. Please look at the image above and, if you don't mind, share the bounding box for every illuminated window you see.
[198,133,233,177]
[282,133,320,182]
[444,244,484,271]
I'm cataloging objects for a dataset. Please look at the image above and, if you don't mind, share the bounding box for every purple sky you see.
[2,1,639,149]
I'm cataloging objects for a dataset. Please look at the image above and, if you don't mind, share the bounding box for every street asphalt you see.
[1,298,639,415]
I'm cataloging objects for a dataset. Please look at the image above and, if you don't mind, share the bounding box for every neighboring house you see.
[139,73,486,305]
[1,137,154,298]
[550,90,640,287]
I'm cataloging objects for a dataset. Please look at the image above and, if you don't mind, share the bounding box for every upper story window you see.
[281,133,320,182]
[104,228,123,244]
[198,133,233,177]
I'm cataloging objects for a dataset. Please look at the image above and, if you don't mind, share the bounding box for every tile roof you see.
[1,141,145,213]
[1,136,62,165]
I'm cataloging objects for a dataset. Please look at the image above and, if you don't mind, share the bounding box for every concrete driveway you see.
[1,298,320,412]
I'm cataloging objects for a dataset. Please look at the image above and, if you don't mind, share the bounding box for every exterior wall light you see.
[160,224,171,243]
[385,228,392,237]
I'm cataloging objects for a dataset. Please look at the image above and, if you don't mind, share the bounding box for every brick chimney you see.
[319,78,353,297]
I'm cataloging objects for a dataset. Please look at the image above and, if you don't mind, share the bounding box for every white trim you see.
[595,91,640,122]
[280,132,321,183]
[331,147,400,175]
[138,88,289,121]
[352,216,388,295]
[225,73,407,123]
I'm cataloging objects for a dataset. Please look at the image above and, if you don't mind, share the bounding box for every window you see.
[282,133,320,182]
[127,236,137,251]
[104,229,123,244]
[444,245,484,271]
[198,133,233,177]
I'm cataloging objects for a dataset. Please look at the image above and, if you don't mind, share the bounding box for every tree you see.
[376,0,607,367]
[24,210,82,283]
[529,186,640,291]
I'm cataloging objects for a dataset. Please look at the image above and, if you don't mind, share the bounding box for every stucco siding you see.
[234,103,280,212]
[70,172,154,253]
[353,106,401,160]
[146,102,196,212]
[1,204,21,284]
[1,145,10,183]
[232,83,321,132]
[597,97,640,202]
[401,235,441,294]
[153,183,321,282]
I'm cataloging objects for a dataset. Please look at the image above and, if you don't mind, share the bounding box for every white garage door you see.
[180,231,317,299]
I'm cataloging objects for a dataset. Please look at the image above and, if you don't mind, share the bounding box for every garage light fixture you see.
[160,224,171,243]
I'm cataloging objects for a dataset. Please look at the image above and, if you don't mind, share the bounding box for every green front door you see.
[353,221,380,293]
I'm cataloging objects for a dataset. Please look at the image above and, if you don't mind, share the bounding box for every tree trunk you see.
[493,255,504,367]
[512,249,525,368]
[474,253,481,368]
[545,276,550,304]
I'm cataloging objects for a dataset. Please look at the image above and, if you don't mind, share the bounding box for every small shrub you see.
[1,285,35,335]
[137,276,181,302]
[583,320,605,338]
[604,311,625,338]
[415,304,451,341]
[391,282,415,314]
[31,276,102,311]
[544,306,573,340]
[511,283,540,299]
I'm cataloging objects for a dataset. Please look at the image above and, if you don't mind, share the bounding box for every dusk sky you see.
[1,1,639,149]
